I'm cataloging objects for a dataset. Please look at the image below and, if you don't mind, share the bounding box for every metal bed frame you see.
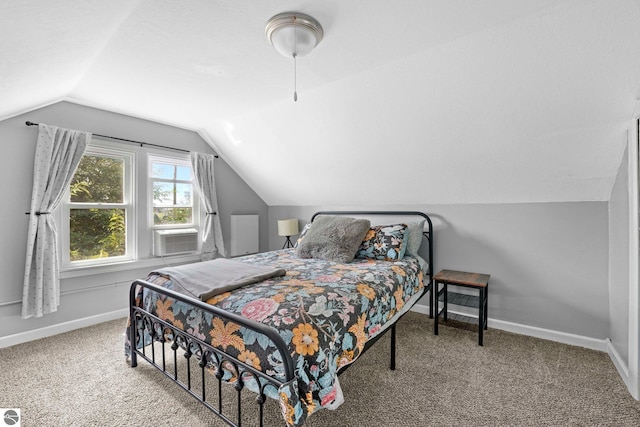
[129,211,434,426]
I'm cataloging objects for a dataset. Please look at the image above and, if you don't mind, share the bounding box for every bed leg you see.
[429,278,434,319]
[129,284,139,368]
[390,323,396,370]
[129,321,138,368]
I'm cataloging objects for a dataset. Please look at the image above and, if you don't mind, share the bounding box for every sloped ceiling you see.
[3,0,640,205]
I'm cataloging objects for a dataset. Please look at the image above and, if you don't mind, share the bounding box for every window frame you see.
[147,153,199,231]
[59,139,136,270]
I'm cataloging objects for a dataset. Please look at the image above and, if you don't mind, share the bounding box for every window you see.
[149,155,195,229]
[60,141,200,271]
[61,142,135,267]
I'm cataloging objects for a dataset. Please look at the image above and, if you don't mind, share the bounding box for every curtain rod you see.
[25,121,218,158]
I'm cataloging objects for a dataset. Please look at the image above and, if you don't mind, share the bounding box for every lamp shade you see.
[266,12,323,58]
[277,219,299,236]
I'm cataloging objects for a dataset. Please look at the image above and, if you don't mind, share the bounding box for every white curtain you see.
[191,152,225,260]
[22,124,91,319]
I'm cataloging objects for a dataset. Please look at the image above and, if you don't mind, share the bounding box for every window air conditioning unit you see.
[154,228,199,256]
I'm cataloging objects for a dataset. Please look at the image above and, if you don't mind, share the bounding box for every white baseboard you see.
[0,308,129,349]
[488,316,607,352]
[606,338,636,397]
[410,303,431,316]
[0,302,610,355]
[410,303,607,352]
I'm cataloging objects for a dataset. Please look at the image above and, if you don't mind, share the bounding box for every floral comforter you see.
[129,249,426,426]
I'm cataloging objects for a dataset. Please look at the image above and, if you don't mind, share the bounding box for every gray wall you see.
[609,147,630,366]
[269,202,609,339]
[0,101,268,338]
[0,101,615,345]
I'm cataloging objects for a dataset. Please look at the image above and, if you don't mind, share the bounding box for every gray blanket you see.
[151,258,286,301]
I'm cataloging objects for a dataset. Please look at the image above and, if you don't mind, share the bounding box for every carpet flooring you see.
[1,312,639,426]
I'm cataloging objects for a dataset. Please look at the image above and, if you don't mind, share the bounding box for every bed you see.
[127,211,434,426]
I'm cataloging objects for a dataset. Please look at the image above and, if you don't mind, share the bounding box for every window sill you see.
[60,254,202,279]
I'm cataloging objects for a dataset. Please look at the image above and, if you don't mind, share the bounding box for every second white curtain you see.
[191,152,225,260]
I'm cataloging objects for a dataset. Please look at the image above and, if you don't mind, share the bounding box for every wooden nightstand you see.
[433,269,490,346]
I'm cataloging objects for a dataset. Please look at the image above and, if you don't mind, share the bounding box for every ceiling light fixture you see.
[266,12,323,102]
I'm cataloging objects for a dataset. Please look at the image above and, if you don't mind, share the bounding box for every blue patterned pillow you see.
[356,224,409,261]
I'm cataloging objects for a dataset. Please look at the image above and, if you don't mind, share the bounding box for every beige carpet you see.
[1,312,639,426]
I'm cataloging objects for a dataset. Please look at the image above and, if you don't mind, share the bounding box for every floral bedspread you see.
[129,249,425,426]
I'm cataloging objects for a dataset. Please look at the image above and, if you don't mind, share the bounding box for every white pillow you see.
[405,219,426,256]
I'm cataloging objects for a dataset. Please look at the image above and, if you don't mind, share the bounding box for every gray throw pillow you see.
[295,215,371,263]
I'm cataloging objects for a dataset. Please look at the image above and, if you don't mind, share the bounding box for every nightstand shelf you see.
[438,291,480,308]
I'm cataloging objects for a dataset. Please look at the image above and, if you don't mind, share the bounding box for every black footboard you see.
[129,280,295,427]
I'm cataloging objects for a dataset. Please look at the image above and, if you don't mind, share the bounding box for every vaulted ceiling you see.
[3,0,640,205]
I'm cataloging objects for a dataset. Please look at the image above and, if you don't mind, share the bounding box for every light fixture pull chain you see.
[293,18,298,102]
[293,53,298,102]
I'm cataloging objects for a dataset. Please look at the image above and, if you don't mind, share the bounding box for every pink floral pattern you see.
[241,297,279,322]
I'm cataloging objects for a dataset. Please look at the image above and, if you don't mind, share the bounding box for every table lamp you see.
[277,218,299,249]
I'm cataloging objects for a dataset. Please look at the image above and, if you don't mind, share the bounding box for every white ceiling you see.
[3,0,640,205]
